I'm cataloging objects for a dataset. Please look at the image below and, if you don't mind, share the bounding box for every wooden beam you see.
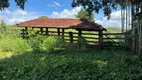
[25,27,28,39]
[25,27,28,31]
[78,30,82,49]
[57,28,60,36]
[78,30,82,38]
[62,29,65,39]
[69,32,73,46]
[98,30,103,49]
[40,28,43,35]
[46,28,49,35]
[32,27,34,30]
[21,29,25,38]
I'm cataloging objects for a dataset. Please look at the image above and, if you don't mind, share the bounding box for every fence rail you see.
[20,29,127,49]
[0,28,128,49]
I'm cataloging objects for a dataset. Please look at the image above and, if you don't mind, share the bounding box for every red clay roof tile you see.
[16,18,106,31]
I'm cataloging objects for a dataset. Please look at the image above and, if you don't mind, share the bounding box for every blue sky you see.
[0,0,123,27]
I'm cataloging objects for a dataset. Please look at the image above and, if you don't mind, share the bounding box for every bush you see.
[0,37,31,55]
[77,37,87,50]
[27,29,66,53]
[41,36,66,52]
[0,38,15,52]
[12,38,31,55]
[0,30,31,55]
[27,29,45,53]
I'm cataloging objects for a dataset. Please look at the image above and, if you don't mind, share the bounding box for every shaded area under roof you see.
[16,18,106,31]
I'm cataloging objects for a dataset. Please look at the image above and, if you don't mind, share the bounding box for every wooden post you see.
[98,30,103,49]
[46,28,49,35]
[25,27,28,31]
[40,28,43,35]
[78,30,82,49]
[62,29,65,39]
[57,28,60,36]
[32,27,34,30]
[69,32,73,46]
[21,29,25,38]
[25,27,28,39]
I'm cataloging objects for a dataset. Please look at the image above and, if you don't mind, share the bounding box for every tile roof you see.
[16,18,106,31]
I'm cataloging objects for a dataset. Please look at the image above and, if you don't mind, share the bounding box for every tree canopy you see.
[38,16,48,18]
[0,0,27,10]
[75,9,95,22]
[72,0,142,19]
[0,20,6,28]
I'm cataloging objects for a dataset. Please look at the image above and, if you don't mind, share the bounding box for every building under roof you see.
[16,18,106,49]
[16,18,106,31]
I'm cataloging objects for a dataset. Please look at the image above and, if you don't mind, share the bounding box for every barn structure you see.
[16,18,106,49]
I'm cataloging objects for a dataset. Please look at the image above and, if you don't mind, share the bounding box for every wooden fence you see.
[20,28,128,49]
[0,28,128,49]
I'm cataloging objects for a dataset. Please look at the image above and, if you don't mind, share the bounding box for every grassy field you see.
[0,49,142,79]
[0,27,141,79]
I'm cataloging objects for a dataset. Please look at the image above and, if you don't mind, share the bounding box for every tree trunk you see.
[126,6,128,32]
[131,5,135,52]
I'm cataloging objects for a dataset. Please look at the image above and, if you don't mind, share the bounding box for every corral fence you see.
[0,28,130,50]
[20,28,129,50]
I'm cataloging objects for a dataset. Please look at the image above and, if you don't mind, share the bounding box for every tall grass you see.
[0,37,30,54]
[0,29,67,55]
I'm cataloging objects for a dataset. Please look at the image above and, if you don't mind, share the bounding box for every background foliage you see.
[0,28,142,79]
[75,9,95,22]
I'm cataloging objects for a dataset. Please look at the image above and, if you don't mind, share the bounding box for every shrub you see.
[27,29,45,53]
[0,38,15,52]
[41,36,66,52]
[0,37,30,55]
[77,37,87,50]
[0,31,31,55]
[27,29,66,53]
[12,38,31,55]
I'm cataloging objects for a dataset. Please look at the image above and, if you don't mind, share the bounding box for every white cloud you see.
[0,9,39,25]
[96,10,131,28]
[50,7,123,28]
[13,9,28,16]
[5,9,11,15]
[51,6,82,18]
[47,2,62,7]
[96,10,122,28]
[54,2,61,7]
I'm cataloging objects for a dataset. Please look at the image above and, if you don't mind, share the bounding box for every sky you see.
[0,0,122,28]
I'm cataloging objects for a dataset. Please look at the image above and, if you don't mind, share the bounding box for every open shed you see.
[16,18,106,49]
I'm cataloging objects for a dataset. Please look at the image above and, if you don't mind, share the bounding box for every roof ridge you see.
[37,17,81,19]
[16,18,81,25]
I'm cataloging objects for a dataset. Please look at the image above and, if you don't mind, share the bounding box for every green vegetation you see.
[38,16,48,18]
[75,9,95,22]
[0,0,27,10]
[0,28,142,79]
[106,27,121,33]
[1,50,142,80]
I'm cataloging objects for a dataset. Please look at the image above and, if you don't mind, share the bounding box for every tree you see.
[38,16,48,18]
[72,0,142,19]
[0,20,6,28]
[75,9,95,22]
[72,0,142,55]
[0,20,6,34]
[0,0,27,10]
